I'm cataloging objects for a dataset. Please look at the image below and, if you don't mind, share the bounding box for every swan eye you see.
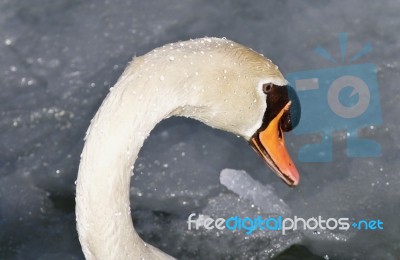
[262,83,273,94]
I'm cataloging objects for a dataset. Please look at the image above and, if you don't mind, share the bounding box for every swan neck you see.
[76,72,177,259]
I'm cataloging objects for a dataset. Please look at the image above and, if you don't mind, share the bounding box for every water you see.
[1,0,399,259]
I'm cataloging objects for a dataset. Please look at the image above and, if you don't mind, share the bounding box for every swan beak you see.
[249,101,300,187]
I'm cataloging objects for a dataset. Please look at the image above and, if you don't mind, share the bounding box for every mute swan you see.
[76,37,300,259]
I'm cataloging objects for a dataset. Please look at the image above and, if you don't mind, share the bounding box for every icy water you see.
[1,0,399,259]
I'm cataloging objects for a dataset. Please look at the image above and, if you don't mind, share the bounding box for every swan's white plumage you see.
[76,37,286,259]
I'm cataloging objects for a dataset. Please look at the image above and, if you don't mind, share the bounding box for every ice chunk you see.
[220,168,291,215]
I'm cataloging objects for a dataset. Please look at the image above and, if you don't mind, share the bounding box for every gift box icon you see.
[286,33,382,162]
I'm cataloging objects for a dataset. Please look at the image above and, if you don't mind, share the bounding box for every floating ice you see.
[220,168,291,216]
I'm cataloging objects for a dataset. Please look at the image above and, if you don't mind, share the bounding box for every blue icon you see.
[287,33,382,162]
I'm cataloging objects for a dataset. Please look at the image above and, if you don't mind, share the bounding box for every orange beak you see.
[250,101,300,186]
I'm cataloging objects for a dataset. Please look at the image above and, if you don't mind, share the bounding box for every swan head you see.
[247,81,301,187]
[168,38,301,186]
[226,78,301,187]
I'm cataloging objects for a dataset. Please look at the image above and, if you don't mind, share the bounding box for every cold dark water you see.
[1,0,399,259]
